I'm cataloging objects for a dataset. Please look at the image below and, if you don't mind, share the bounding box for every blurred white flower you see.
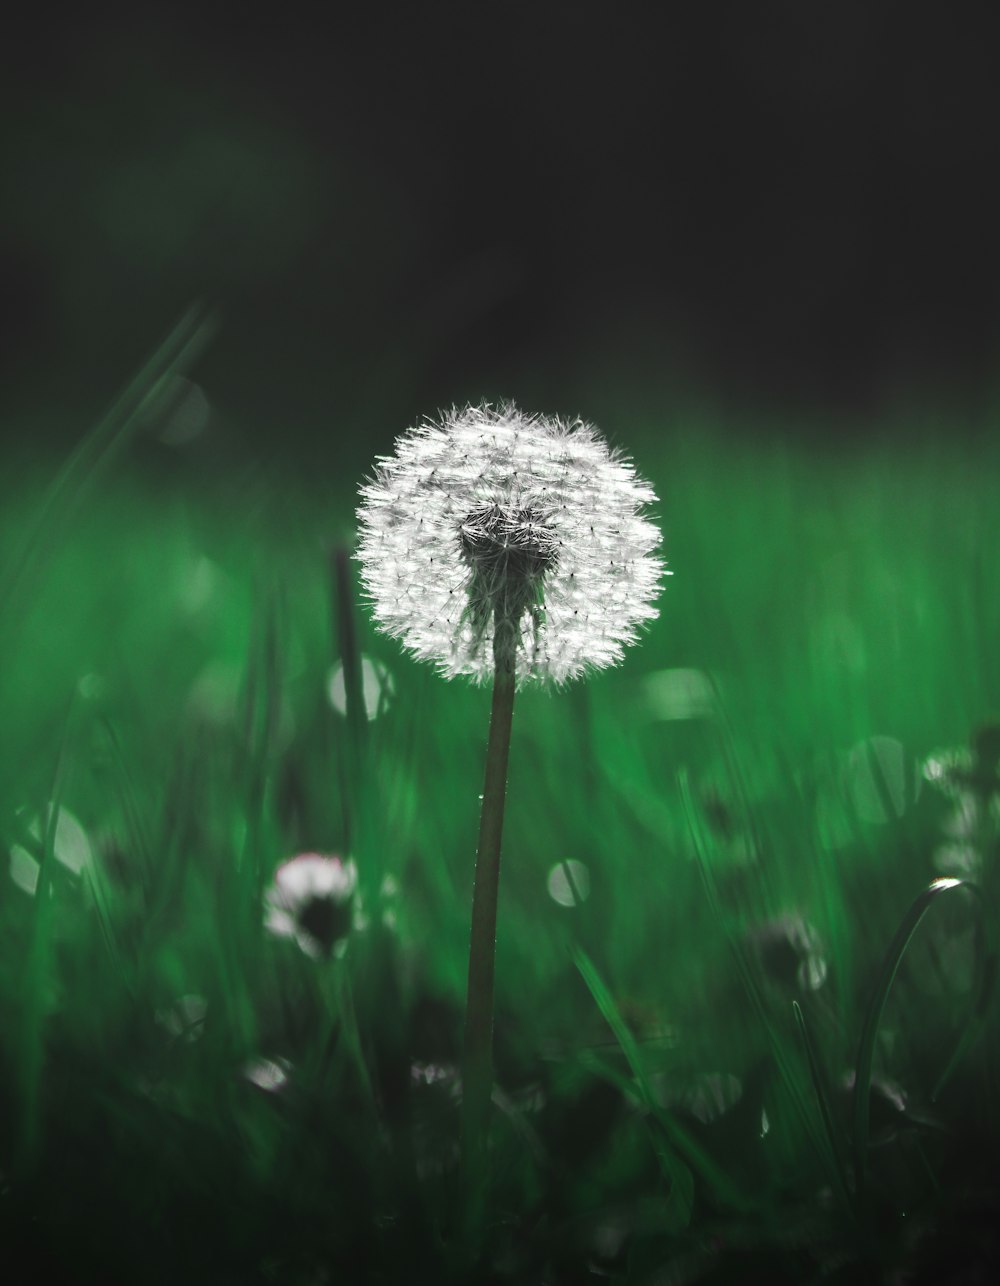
[746,914,828,992]
[242,1055,292,1093]
[923,735,1000,844]
[923,746,976,801]
[356,402,664,684]
[264,854,358,959]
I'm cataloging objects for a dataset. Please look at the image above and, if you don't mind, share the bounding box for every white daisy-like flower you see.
[264,853,358,960]
[356,402,665,685]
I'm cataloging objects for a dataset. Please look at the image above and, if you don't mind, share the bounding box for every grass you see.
[1,357,998,1282]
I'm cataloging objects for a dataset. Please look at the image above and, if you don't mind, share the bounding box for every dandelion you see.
[356,401,663,686]
[264,853,358,960]
[356,401,664,1197]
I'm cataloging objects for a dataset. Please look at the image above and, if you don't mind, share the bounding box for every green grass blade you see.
[573,944,757,1223]
[330,542,382,894]
[0,306,214,636]
[678,769,853,1217]
[931,948,997,1102]
[792,1000,851,1206]
[17,698,80,1166]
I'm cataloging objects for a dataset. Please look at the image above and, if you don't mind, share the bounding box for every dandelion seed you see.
[264,853,358,960]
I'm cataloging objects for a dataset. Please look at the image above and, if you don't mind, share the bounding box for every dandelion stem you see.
[461,624,517,1196]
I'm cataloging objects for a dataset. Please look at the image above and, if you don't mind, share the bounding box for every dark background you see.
[2,1,999,464]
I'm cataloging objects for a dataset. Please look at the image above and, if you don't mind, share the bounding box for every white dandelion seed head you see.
[355,402,665,685]
[264,853,358,960]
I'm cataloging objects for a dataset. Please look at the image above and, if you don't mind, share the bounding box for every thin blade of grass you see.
[574,1045,755,1217]
[18,697,80,1166]
[98,717,155,878]
[678,768,853,1218]
[0,306,214,635]
[931,948,997,1101]
[792,1000,851,1204]
[574,944,753,1226]
[83,850,130,991]
[330,543,381,892]
[332,544,368,762]
[240,582,284,921]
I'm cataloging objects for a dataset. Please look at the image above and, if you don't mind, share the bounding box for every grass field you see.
[1,332,998,1282]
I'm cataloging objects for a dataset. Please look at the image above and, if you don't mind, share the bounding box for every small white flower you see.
[264,853,358,959]
[356,402,664,685]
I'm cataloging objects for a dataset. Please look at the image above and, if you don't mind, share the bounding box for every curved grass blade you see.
[852,877,986,1203]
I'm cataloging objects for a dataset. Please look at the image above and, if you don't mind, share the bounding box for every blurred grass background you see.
[2,3,1000,1280]
[1,368,997,1278]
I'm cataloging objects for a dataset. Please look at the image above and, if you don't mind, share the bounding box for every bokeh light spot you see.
[327,655,396,721]
[9,845,40,896]
[845,735,919,825]
[77,672,107,701]
[243,1056,291,1092]
[9,806,93,894]
[150,376,210,446]
[546,859,590,907]
[178,556,221,615]
[186,662,242,726]
[640,667,716,720]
